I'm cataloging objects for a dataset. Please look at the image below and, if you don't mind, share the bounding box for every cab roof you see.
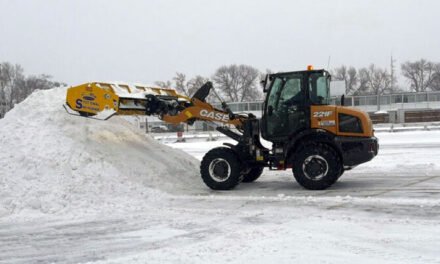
[269,69,329,77]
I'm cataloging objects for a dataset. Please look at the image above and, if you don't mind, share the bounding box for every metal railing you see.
[213,91,440,113]
[132,91,440,132]
[332,91,440,112]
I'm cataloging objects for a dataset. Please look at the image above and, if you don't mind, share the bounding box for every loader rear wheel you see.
[241,166,264,183]
[292,142,342,190]
[200,147,242,190]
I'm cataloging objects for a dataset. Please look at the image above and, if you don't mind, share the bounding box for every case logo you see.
[200,109,229,122]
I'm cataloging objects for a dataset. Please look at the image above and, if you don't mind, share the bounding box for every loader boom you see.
[64,81,244,127]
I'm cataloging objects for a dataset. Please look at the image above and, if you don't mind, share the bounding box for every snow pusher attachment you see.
[64,82,244,126]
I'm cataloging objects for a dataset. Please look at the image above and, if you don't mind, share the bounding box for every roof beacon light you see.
[307,65,314,71]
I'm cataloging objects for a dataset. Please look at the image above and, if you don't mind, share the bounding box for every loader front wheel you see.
[292,143,342,190]
[200,147,242,190]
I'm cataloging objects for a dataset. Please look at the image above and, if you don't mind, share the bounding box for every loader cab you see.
[261,69,331,141]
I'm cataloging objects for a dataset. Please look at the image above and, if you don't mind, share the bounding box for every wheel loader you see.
[64,67,378,190]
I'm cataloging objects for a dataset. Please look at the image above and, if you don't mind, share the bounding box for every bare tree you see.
[154,80,172,88]
[172,72,190,96]
[187,75,210,97]
[361,64,392,95]
[0,62,24,107]
[353,65,391,96]
[0,62,65,118]
[213,64,261,102]
[430,64,440,91]
[332,65,347,84]
[401,59,436,92]
[346,67,358,94]
[355,68,370,95]
[170,72,210,98]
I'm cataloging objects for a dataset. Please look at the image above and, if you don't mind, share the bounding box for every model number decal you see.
[313,111,332,118]
[319,120,336,127]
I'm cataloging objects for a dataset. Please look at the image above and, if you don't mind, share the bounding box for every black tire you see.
[200,147,242,190]
[292,142,342,190]
[328,167,344,186]
[336,167,345,180]
[241,166,264,183]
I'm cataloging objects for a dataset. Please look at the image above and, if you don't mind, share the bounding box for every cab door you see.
[262,74,308,141]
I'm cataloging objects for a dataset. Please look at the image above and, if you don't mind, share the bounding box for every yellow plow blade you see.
[64,82,190,120]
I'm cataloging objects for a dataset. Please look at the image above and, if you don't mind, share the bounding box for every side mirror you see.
[262,74,271,92]
[260,77,266,88]
[341,94,345,106]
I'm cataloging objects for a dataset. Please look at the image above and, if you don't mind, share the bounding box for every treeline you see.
[157,59,440,102]
[0,62,66,118]
[155,64,266,103]
[332,59,440,95]
[2,58,439,118]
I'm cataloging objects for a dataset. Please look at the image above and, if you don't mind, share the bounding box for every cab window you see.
[267,75,303,112]
[309,73,330,105]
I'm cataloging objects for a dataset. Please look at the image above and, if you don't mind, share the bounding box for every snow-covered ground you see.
[165,131,440,200]
[1,88,440,263]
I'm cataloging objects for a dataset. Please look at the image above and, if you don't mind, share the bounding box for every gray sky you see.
[1,0,439,86]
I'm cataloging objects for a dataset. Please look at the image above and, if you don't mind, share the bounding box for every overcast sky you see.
[1,0,439,86]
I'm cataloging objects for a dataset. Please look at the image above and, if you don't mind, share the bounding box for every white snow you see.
[0,87,202,220]
[1,88,440,263]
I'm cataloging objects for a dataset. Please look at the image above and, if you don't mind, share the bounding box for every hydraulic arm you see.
[64,81,244,127]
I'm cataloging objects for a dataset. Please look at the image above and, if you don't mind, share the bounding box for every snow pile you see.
[0,87,203,219]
